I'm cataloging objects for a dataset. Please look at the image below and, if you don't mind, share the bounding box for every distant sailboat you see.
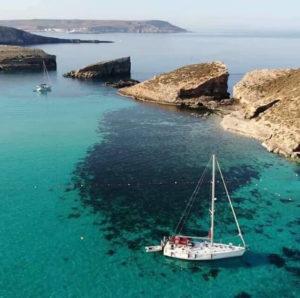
[36,61,52,92]
[145,154,247,261]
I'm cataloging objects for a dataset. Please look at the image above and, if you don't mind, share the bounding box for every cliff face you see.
[118,61,229,108]
[0,45,56,71]
[63,57,131,79]
[0,20,187,34]
[221,68,300,159]
[0,26,111,45]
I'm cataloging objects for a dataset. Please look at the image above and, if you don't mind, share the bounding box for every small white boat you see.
[145,245,163,253]
[36,61,52,93]
[145,154,247,261]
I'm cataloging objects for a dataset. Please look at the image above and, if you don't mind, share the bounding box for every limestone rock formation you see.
[0,45,56,71]
[63,57,131,79]
[118,61,229,108]
[221,68,300,159]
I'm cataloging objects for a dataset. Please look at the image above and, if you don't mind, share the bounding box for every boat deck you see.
[163,240,245,260]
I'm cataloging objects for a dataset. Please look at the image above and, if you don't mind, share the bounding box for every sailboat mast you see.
[210,154,215,246]
[43,61,46,83]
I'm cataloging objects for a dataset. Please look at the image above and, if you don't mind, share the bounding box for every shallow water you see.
[0,33,299,297]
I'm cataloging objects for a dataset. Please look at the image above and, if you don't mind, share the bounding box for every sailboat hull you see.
[163,240,245,261]
[36,85,51,92]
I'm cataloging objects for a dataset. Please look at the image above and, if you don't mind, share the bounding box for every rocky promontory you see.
[118,61,230,109]
[0,25,112,45]
[63,57,131,79]
[0,45,56,71]
[221,68,300,159]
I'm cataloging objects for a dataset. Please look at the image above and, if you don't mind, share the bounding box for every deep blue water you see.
[0,33,299,297]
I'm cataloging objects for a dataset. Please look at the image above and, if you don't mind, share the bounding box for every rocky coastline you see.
[63,57,131,79]
[0,45,56,71]
[117,62,299,160]
[221,68,300,159]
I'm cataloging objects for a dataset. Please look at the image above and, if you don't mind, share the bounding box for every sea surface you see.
[0,33,299,298]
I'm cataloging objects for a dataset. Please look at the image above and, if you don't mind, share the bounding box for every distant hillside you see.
[0,26,112,45]
[0,20,187,34]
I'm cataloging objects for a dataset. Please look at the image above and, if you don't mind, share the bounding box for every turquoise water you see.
[0,33,299,297]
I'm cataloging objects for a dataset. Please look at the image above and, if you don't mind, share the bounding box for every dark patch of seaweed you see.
[235,292,251,298]
[68,106,261,249]
[268,254,285,268]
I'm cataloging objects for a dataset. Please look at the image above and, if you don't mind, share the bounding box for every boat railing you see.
[174,235,210,240]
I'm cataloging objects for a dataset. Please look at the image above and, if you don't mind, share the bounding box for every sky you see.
[0,0,299,31]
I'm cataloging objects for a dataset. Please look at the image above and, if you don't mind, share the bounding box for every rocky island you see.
[0,45,56,71]
[0,20,187,34]
[63,57,131,79]
[221,68,300,159]
[118,61,230,109]
[0,25,112,45]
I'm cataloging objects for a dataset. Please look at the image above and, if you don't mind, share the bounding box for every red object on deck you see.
[180,237,189,245]
[208,231,212,238]
[173,236,189,245]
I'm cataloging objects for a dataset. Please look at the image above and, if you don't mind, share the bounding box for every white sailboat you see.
[145,154,247,261]
[36,61,52,92]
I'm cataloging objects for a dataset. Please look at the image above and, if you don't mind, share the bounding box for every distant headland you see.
[0,19,187,34]
[0,25,113,45]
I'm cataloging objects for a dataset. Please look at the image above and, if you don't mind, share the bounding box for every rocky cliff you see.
[63,57,131,79]
[119,61,229,108]
[221,68,300,159]
[0,25,112,45]
[0,45,56,71]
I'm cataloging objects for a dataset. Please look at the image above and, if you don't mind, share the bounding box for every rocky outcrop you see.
[104,79,139,88]
[0,25,112,45]
[63,57,131,79]
[118,61,229,108]
[221,68,300,159]
[0,45,56,71]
